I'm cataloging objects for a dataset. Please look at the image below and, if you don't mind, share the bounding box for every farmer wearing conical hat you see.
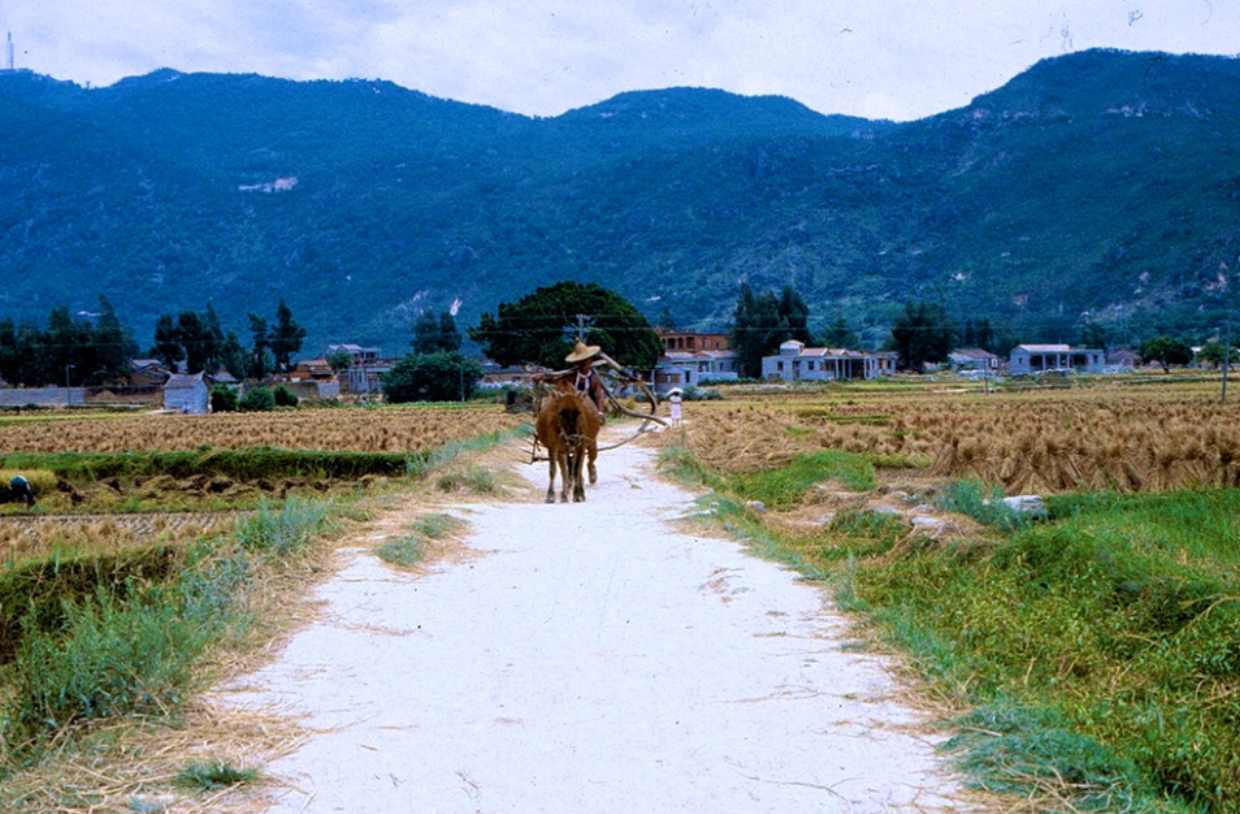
[565,339,608,424]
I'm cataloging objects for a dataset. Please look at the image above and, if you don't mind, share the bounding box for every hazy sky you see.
[2,1,1237,120]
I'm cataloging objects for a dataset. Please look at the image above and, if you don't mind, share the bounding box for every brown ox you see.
[534,386,600,503]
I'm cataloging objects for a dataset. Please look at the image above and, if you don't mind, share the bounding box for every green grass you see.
[376,514,463,568]
[727,449,876,509]
[376,534,424,567]
[234,497,336,557]
[935,477,1032,531]
[854,489,1240,812]
[434,465,499,494]
[176,759,257,790]
[0,428,510,793]
[0,448,415,484]
[662,443,1240,813]
[406,426,530,478]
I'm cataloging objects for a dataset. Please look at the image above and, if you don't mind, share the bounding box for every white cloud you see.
[1,1,1237,119]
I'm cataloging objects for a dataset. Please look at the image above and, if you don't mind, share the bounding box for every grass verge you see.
[0,428,522,809]
[659,444,1239,813]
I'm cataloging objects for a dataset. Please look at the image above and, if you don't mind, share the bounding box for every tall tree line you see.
[0,296,136,386]
[153,299,306,379]
[0,297,310,386]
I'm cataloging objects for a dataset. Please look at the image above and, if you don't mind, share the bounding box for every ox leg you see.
[559,451,572,503]
[545,455,557,503]
[571,447,587,502]
[588,441,598,485]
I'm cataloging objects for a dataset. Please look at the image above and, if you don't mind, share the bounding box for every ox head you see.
[556,397,585,445]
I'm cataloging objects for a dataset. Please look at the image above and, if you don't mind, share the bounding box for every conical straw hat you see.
[565,340,601,362]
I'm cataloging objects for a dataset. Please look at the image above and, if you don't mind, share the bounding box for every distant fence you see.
[0,387,86,407]
[0,381,340,410]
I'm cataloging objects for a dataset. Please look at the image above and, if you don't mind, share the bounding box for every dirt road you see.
[227,431,972,813]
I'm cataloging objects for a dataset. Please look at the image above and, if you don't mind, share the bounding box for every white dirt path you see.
[227,433,974,813]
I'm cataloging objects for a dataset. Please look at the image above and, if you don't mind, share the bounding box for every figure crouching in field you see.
[9,475,37,508]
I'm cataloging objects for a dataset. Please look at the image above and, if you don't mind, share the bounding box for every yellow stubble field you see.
[676,378,1240,494]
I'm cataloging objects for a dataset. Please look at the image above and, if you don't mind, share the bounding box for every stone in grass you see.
[1002,495,1047,518]
[746,500,767,514]
[911,515,964,539]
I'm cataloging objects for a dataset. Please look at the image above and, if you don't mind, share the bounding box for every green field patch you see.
[791,406,892,425]
[727,449,876,509]
[0,546,181,666]
[1,448,419,484]
[851,488,1240,811]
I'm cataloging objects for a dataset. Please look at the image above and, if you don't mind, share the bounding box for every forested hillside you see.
[1,48,1238,352]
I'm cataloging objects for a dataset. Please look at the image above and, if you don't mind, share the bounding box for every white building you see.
[654,350,739,393]
[761,340,889,381]
[1008,344,1105,376]
[163,372,210,414]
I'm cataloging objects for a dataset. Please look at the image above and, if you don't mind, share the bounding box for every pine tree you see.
[890,302,956,371]
[438,311,462,352]
[269,299,307,375]
[247,313,270,380]
[153,314,184,370]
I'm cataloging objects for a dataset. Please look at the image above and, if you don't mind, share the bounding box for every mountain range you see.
[2,48,1238,354]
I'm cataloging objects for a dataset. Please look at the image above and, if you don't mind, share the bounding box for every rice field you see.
[0,512,238,564]
[0,405,526,454]
[0,404,525,567]
[679,379,1240,494]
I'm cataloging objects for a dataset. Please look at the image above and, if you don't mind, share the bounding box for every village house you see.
[761,340,893,382]
[126,359,171,388]
[163,371,210,414]
[324,344,391,393]
[1106,348,1142,369]
[654,350,739,393]
[1009,344,1105,375]
[290,357,335,382]
[651,330,738,393]
[478,360,538,389]
[284,357,342,399]
[948,348,1000,371]
[656,329,731,353]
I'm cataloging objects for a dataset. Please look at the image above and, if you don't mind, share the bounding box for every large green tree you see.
[469,281,662,369]
[820,314,858,349]
[381,352,484,403]
[1139,336,1194,372]
[89,296,136,382]
[1196,339,1237,368]
[890,301,956,371]
[247,313,271,380]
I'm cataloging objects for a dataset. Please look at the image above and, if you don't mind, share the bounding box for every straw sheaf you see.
[682,405,808,474]
[697,392,1240,495]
